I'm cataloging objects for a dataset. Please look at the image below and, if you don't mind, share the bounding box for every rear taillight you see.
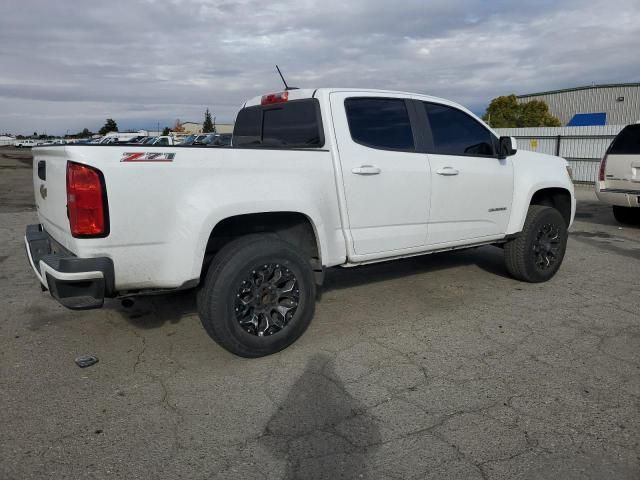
[598,154,608,182]
[66,161,109,237]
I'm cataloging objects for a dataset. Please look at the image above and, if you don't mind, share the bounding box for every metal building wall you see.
[516,84,640,125]
[495,125,625,183]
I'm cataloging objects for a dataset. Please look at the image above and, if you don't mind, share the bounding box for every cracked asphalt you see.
[1,148,639,479]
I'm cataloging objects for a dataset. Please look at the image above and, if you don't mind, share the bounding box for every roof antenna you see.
[276,65,298,91]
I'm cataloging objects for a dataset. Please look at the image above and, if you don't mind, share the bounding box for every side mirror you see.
[498,136,517,157]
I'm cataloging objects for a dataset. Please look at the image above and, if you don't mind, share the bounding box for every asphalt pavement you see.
[1,147,638,479]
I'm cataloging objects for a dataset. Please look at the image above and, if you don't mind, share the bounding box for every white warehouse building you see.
[516,83,640,126]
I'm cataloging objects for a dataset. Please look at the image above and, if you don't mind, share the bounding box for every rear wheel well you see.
[530,188,572,226]
[203,212,321,278]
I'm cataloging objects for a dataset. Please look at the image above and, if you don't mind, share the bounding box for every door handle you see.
[436,167,459,176]
[352,165,381,175]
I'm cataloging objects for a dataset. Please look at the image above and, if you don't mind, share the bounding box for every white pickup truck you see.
[16,139,39,148]
[26,88,575,357]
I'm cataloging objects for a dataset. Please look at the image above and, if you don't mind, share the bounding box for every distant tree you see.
[202,109,214,133]
[79,128,93,138]
[483,94,561,128]
[482,95,520,128]
[173,119,185,133]
[520,100,562,127]
[33,131,38,138]
[99,119,119,135]
[162,127,171,136]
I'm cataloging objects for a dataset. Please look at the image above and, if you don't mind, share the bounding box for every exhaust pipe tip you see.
[121,298,135,308]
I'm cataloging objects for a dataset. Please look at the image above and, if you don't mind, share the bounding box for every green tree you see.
[482,95,520,128]
[99,119,119,135]
[520,100,562,127]
[162,127,171,136]
[483,95,561,128]
[79,128,93,138]
[202,108,214,133]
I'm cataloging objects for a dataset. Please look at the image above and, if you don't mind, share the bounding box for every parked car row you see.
[81,133,233,147]
[16,133,233,148]
[15,139,67,147]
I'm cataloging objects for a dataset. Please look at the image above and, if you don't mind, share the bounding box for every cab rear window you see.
[608,124,640,155]
[233,99,324,148]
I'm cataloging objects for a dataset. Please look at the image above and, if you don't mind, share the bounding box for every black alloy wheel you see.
[197,235,316,357]
[234,263,300,337]
[504,205,568,283]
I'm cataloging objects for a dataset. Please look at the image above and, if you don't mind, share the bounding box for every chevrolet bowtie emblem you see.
[40,184,47,200]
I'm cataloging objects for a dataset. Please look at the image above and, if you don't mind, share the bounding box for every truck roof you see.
[242,88,464,111]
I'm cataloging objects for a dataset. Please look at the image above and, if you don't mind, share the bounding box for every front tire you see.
[612,205,639,225]
[197,235,316,357]
[504,205,568,283]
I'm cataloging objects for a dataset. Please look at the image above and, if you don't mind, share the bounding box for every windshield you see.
[200,134,217,144]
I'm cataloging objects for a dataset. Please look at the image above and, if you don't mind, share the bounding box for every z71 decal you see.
[121,152,175,162]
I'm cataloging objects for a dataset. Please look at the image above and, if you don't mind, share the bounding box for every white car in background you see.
[149,135,177,145]
[596,124,640,224]
[15,139,38,148]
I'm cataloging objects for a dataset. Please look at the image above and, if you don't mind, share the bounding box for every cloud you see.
[0,0,638,134]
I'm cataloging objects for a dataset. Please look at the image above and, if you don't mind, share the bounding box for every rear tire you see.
[504,205,568,283]
[197,235,316,357]
[612,205,640,225]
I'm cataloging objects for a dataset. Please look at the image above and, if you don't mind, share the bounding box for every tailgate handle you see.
[37,161,46,181]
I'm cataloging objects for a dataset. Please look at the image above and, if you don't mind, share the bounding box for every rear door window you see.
[608,125,640,154]
[344,98,414,151]
[233,99,324,148]
[423,102,495,157]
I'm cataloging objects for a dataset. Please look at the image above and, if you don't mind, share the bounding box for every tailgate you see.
[605,153,640,191]
[32,146,73,247]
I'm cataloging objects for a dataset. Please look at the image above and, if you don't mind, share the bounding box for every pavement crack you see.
[133,332,147,374]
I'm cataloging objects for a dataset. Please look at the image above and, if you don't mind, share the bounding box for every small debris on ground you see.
[75,354,99,368]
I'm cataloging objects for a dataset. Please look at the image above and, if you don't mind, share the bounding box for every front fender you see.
[506,152,575,234]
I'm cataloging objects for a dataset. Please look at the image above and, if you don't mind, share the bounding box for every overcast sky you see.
[1,0,639,135]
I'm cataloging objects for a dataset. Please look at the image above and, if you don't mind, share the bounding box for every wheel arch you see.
[529,187,573,226]
[507,183,575,235]
[199,211,324,281]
